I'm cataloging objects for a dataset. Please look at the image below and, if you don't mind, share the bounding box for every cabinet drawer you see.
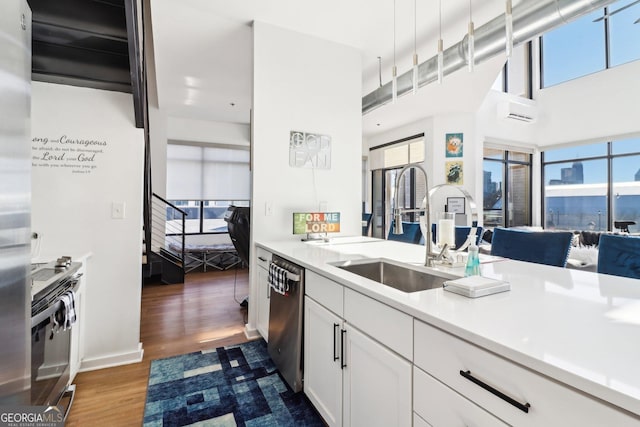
[306,270,344,317]
[414,320,639,426]
[344,288,412,360]
[256,247,272,269]
[414,366,508,427]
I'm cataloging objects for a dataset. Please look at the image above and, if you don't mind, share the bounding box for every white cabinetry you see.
[70,262,87,381]
[414,366,507,426]
[414,319,639,427]
[255,247,272,341]
[304,270,412,427]
[342,325,411,427]
[304,297,343,427]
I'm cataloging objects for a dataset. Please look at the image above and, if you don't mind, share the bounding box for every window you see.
[492,42,533,99]
[541,1,640,87]
[369,135,425,239]
[609,0,640,67]
[483,147,532,228]
[542,138,640,233]
[166,144,250,234]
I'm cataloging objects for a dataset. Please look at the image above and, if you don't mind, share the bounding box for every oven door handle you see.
[31,300,63,328]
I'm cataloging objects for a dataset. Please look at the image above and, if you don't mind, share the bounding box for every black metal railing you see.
[151,193,186,268]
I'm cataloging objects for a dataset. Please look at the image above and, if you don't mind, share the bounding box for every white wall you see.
[250,21,362,335]
[364,113,482,226]
[31,83,145,370]
[534,60,640,147]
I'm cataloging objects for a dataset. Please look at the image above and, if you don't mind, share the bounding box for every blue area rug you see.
[143,339,324,426]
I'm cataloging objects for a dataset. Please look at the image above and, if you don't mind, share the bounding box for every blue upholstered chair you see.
[387,221,423,244]
[362,213,373,236]
[430,224,484,249]
[597,234,640,279]
[490,227,573,267]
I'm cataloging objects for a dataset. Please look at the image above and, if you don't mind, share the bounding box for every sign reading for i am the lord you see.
[293,212,341,235]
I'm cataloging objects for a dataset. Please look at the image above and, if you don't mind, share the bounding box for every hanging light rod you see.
[437,0,444,84]
[412,0,419,94]
[362,0,618,114]
[392,0,398,103]
[468,0,475,72]
[505,0,514,57]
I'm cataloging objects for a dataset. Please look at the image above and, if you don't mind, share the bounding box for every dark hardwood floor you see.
[65,267,250,426]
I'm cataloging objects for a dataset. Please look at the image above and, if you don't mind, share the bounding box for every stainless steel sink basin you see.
[332,258,456,293]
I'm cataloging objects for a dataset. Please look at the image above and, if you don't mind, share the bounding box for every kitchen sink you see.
[332,258,456,293]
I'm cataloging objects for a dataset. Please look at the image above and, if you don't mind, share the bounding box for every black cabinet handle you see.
[333,323,340,361]
[258,256,267,262]
[460,370,531,413]
[340,329,347,369]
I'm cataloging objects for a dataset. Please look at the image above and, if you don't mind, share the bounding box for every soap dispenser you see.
[464,244,481,276]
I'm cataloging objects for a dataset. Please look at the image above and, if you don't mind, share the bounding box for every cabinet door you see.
[256,266,270,341]
[304,297,343,427]
[343,325,412,427]
[69,276,85,381]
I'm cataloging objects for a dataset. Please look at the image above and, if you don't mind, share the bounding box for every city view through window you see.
[543,140,640,233]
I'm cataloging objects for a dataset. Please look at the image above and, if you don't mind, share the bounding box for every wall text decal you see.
[31,134,107,174]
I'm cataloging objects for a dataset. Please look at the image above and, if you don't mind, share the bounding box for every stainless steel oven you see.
[30,261,80,419]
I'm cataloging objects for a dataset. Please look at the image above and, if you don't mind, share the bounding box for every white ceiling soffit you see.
[149,0,517,131]
[362,53,506,138]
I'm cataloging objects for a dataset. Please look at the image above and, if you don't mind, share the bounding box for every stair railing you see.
[151,193,186,269]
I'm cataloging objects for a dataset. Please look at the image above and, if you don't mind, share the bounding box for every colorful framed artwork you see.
[445,161,463,185]
[445,133,463,158]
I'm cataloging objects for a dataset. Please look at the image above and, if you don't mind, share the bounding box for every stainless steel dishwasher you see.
[267,254,305,392]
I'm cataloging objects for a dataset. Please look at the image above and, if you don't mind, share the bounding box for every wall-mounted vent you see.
[497,100,538,123]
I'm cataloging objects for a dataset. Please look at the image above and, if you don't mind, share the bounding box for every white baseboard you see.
[244,325,261,340]
[78,343,144,372]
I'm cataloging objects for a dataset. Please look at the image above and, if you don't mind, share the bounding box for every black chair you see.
[224,206,250,267]
[614,221,636,233]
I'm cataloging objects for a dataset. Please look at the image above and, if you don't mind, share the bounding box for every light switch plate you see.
[112,202,126,219]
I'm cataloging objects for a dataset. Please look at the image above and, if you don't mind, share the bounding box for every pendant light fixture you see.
[412,0,419,94]
[468,0,475,72]
[392,0,398,103]
[437,0,444,84]
[505,0,514,57]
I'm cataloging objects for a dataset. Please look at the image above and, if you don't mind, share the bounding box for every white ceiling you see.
[150,0,514,136]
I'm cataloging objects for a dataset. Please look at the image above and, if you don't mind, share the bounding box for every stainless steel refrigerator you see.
[0,0,32,405]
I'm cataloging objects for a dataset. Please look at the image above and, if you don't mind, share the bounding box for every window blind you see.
[167,144,250,200]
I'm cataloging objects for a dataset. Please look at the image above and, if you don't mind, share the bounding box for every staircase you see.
[142,193,186,284]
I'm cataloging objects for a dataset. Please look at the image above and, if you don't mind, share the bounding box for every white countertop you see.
[257,236,640,417]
